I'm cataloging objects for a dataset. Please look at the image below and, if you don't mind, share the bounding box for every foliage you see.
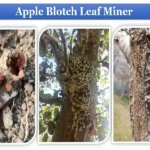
[39,104,60,142]
[39,29,109,142]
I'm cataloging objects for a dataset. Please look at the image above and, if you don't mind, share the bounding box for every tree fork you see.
[52,29,100,142]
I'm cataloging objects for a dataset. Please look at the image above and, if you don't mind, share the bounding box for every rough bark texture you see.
[0,30,35,143]
[144,33,150,141]
[130,28,148,141]
[52,29,100,142]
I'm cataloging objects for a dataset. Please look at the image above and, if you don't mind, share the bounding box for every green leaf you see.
[43,111,51,120]
[42,105,49,112]
[72,38,75,43]
[39,119,47,134]
[39,126,47,135]
[42,133,48,142]
[97,67,100,71]
[98,56,101,62]
[53,107,59,120]
[104,30,109,39]
[100,36,104,42]
[46,51,53,59]
[48,121,56,135]
[39,119,45,126]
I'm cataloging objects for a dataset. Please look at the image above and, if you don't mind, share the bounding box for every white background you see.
[1,0,150,149]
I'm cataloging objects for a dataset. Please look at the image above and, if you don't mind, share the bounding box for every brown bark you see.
[52,29,100,142]
[130,28,148,141]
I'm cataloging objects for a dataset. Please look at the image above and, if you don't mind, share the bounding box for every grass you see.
[114,94,132,142]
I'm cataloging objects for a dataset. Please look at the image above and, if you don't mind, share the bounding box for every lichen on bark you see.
[52,29,100,142]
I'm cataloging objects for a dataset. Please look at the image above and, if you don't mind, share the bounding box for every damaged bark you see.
[130,28,150,141]
[51,29,100,142]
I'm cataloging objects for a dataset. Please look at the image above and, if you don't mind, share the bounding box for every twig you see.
[98,87,109,95]
[93,108,108,116]
[42,73,69,79]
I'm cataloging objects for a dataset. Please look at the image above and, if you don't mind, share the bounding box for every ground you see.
[0,30,35,143]
[114,94,132,141]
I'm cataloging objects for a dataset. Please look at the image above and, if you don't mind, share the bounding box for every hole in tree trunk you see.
[6,51,25,76]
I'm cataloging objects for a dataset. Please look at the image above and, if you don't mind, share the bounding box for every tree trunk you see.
[52,29,100,142]
[130,28,150,141]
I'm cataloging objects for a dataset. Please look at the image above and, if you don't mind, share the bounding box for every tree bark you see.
[130,28,149,141]
[52,29,100,142]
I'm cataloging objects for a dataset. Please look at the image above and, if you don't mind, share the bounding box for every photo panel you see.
[0,29,36,143]
[113,27,150,142]
[39,28,110,142]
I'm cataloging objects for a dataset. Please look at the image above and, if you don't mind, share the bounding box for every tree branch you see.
[98,87,109,95]
[99,56,109,69]
[59,29,68,66]
[39,97,63,105]
[40,73,68,79]
[41,31,64,65]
